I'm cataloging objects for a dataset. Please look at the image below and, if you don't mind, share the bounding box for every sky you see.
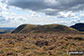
[0,0,84,27]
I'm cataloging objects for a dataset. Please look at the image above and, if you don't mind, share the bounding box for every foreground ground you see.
[0,33,84,56]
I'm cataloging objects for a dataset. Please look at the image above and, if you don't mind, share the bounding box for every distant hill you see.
[12,24,79,34]
[0,24,84,56]
[71,23,84,32]
[0,27,15,34]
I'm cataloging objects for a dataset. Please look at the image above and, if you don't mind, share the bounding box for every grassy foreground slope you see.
[0,33,84,56]
[12,24,79,34]
[0,24,84,56]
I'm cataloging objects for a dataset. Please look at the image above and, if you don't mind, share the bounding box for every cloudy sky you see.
[0,0,84,27]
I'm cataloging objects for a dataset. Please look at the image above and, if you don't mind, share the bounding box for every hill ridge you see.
[12,24,79,34]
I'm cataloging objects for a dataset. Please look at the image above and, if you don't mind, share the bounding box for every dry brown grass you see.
[0,33,84,56]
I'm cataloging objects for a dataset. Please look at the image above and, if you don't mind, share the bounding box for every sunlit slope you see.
[12,24,79,33]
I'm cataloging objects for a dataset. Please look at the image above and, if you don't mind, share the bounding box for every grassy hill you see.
[12,24,79,34]
[71,23,84,32]
[0,24,83,56]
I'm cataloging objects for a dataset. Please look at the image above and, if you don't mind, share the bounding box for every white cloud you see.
[80,13,84,17]
[57,11,76,18]
[0,0,84,27]
[8,0,84,15]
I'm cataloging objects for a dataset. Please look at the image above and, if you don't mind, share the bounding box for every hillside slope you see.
[12,24,79,34]
[71,23,84,32]
[0,33,84,56]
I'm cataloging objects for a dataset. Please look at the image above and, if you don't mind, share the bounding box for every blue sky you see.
[0,0,84,27]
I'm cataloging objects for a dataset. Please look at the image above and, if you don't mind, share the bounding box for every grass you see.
[11,24,79,34]
[0,33,84,56]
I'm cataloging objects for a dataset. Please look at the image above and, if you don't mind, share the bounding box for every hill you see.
[0,27,15,34]
[71,23,84,32]
[12,24,79,34]
[0,24,84,56]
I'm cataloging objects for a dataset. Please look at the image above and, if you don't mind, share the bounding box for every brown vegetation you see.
[0,33,84,56]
